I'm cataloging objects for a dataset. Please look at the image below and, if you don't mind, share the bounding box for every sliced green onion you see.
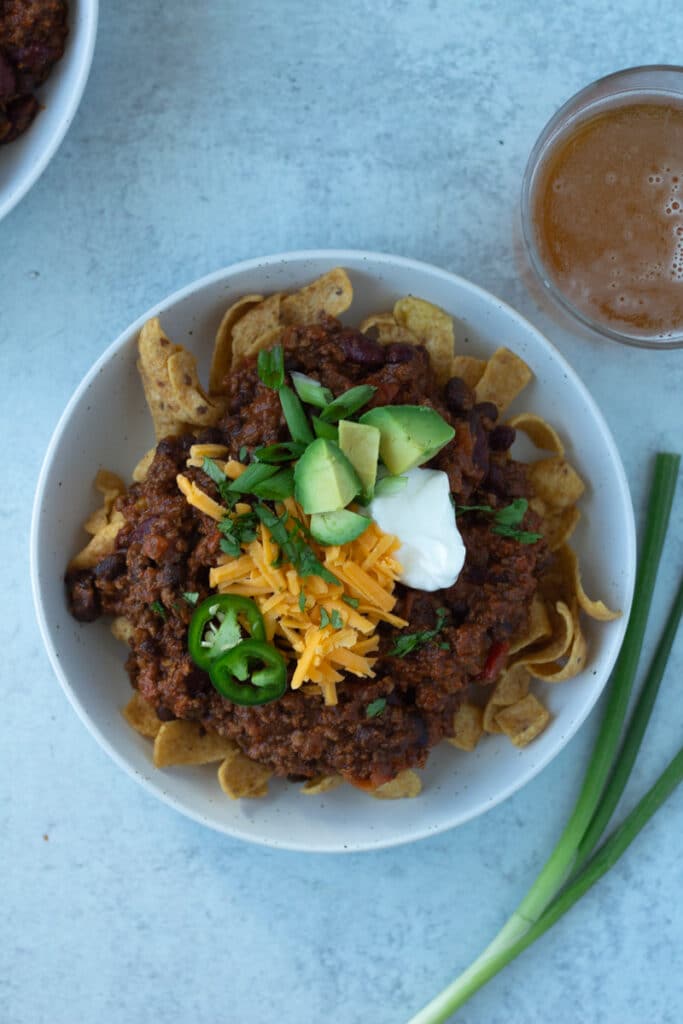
[228,461,279,494]
[279,385,314,444]
[254,441,307,464]
[257,345,285,390]
[250,467,296,501]
[319,384,377,423]
[311,415,338,441]
[290,371,334,409]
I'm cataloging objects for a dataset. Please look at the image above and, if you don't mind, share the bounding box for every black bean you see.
[474,401,499,423]
[156,705,176,721]
[338,330,385,367]
[384,342,416,364]
[469,414,490,475]
[489,425,516,451]
[67,572,100,623]
[445,377,474,415]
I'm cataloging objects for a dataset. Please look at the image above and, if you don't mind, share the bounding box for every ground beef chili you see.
[0,0,68,144]
[66,317,548,787]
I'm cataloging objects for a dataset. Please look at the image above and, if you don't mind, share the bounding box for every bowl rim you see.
[31,248,636,851]
[0,0,99,223]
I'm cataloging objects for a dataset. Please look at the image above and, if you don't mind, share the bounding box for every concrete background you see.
[2,2,682,1022]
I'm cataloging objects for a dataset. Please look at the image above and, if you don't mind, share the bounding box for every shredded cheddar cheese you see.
[177,453,406,705]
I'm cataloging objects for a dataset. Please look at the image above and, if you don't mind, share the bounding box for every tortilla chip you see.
[132,447,156,483]
[508,413,565,456]
[557,544,621,621]
[153,720,238,767]
[300,774,344,795]
[474,347,533,413]
[372,769,422,799]
[217,748,272,798]
[234,324,286,365]
[509,593,551,654]
[231,293,283,366]
[122,692,161,739]
[111,616,135,645]
[529,615,588,682]
[483,664,531,734]
[211,294,264,393]
[450,355,487,390]
[516,600,575,666]
[137,317,188,439]
[447,702,484,751]
[69,510,125,571]
[280,268,353,325]
[83,470,125,534]
[527,457,585,508]
[360,312,419,346]
[393,296,454,384]
[543,505,581,551]
[495,694,551,747]
[166,350,223,427]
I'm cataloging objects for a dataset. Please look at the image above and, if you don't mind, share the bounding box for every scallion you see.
[279,385,314,444]
[290,371,334,409]
[407,452,681,1023]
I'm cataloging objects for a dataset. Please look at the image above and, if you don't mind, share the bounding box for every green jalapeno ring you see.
[187,595,266,671]
[209,640,288,706]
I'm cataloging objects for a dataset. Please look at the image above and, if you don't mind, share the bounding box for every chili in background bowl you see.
[30,250,636,852]
[0,0,98,223]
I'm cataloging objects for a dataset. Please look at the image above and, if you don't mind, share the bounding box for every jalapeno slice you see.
[209,639,287,705]
[187,595,266,671]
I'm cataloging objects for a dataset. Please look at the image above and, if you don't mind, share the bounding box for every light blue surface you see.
[3,2,683,1022]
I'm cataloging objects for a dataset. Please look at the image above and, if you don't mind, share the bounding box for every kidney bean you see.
[338,330,385,367]
[489,425,516,451]
[93,553,126,581]
[445,377,474,415]
[469,413,490,476]
[384,342,416,364]
[484,464,507,496]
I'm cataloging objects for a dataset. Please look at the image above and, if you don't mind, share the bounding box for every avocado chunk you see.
[338,420,380,503]
[310,509,371,545]
[294,439,361,514]
[359,405,455,475]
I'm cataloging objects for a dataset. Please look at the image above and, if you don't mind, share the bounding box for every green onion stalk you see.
[408,452,681,1023]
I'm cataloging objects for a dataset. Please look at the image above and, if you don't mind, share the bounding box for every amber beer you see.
[523,68,683,346]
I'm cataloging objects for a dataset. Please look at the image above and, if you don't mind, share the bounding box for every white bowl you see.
[0,0,98,222]
[31,250,636,852]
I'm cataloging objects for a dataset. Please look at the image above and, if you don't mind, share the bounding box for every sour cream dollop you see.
[367,467,466,591]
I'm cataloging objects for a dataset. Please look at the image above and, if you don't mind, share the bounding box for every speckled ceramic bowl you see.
[0,0,98,222]
[30,250,636,851]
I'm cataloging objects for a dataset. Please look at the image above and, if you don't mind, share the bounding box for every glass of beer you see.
[521,66,683,348]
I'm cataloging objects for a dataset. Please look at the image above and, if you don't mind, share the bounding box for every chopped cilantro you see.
[390,607,448,658]
[182,592,199,606]
[149,600,167,620]
[218,510,259,558]
[366,698,387,718]
[202,457,236,506]
[455,498,542,545]
[342,595,359,609]
[254,505,341,586]
[330,609,344,630]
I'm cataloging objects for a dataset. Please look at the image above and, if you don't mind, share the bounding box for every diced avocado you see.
[294,439,361,514]
[359,405,455,475]
[310,509,371,545]
[338,420,380,503]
